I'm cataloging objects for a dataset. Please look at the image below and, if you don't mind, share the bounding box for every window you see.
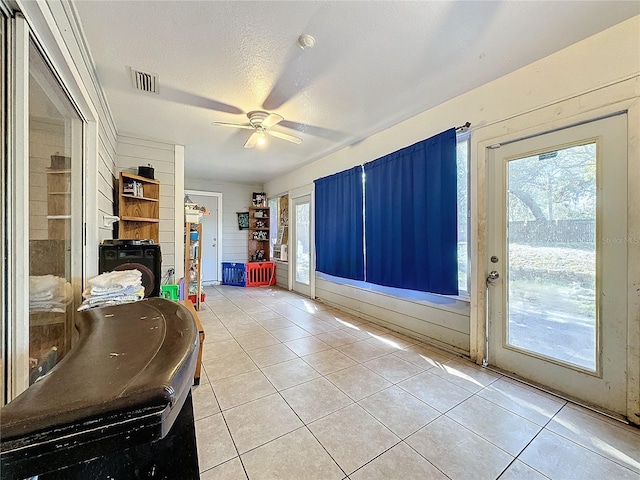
[457,133,470,295]
[315,130,470,298]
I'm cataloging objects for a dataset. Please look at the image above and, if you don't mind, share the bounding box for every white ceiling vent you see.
[129,67,159,94]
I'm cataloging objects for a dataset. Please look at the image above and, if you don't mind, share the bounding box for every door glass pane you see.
[295,203,310,285]
[269,198,278,258]
[507,142,596,370]
[1,11,6,405]
[28,41,83,384]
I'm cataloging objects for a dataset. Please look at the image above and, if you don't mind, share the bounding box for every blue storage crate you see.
[222,262,246,286]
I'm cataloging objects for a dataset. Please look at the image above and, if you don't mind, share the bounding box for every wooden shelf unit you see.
[47,167,71,240]
[117,172,160,242]
[248,206,270,262]
[185,223,203,310]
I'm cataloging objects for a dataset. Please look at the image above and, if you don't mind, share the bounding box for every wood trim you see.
[179,300,204,385]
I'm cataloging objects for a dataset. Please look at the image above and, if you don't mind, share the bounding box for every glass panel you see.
[269,197,278,258]
[295,203,310,285]
[1,11,6,405]
[28,41,83,384]
[507,142,596,370]
[457,136,469,294]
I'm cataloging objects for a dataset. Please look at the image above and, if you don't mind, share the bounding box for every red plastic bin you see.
[245,261,276,287]
[188,293,206,304]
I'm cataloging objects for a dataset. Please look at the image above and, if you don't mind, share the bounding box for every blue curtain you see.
[314,166,364,280]
[364,129,458,295]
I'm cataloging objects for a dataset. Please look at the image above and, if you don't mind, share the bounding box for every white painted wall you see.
[267,17,639,194]
[265,16,640,355]
[115,135,182,278]
[275,261,288,289]
[184,178,264,263]
[97,124,117,244]
[29,119,65,241]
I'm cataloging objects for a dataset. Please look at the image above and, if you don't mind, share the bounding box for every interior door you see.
[487,114,628,415]
[188,193,219,284]
[292,196,311,297]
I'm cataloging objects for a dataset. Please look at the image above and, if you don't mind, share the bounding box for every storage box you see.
[246,261,276,287]
[185,207,201,223]
[50,155,71,169]
[160,284,179,301]
[222,262,246,286]
[188,293,206,304]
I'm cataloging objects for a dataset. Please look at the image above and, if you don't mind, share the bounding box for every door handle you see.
[486,271,500,285]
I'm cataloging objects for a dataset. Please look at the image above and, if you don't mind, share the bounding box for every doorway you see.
[486,114,628,415]
[185,191,222,285]
[291,195,311,297]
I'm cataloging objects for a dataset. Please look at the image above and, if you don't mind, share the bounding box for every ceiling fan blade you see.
[211,121,254,130]
[261,113,284,129]
[267,129,302,145]
[244,131,260,149]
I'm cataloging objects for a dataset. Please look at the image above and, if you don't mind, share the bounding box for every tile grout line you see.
[532,404,640,476]
[276,393,349,478]
[502,402,572,480]
[197,378,250,478]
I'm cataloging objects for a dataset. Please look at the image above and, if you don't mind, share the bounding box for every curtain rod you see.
[455,122,471,132]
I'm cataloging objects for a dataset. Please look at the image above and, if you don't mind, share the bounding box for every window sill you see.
[316,273,470,315]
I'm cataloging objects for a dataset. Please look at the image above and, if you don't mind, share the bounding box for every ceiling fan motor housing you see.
[248,111,270,128]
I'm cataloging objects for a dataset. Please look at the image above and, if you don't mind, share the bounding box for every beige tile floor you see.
[193,285,640,480]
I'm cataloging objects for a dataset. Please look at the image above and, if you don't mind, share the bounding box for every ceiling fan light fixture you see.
[213,110,302,147]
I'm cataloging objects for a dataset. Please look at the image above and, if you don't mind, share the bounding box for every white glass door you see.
[487,114,628,415]
[292,196,311,296]
[187,193,220,284]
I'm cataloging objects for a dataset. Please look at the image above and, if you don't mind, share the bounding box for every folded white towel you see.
[88,270,142,294]
[30,283,73,313]
[30,275,69,298]
[30,275,63,294]
[30,276,72,304]
[29,303,66,313]
[83,283,141,300]
[77,286,145,311]
[32,290,54,302]
[84,289,144,305]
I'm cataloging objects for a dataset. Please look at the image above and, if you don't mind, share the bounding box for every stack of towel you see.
[29,275,73,313]
[78,269,145,311]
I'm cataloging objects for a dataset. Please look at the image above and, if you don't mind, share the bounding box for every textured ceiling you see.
[73,1,639,184]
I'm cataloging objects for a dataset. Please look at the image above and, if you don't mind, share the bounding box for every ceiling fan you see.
[211,111,303,148]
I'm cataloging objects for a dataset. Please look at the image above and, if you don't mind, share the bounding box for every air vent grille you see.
[130,68,159,94]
